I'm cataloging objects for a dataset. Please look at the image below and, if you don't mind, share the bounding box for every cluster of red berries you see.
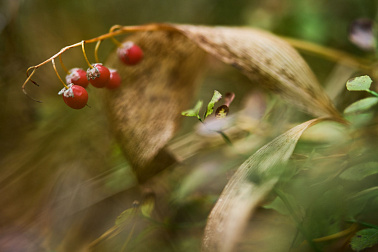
[59,41,143,109]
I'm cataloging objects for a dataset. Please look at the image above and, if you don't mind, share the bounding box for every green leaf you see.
[346,75,373,91]
[344,97,378,114]
[181,100,203,119]
[351,228,378,251]
[348,187,378,216]
[141,198,155,218]
[340,162,378,181]
[205,90,222,118]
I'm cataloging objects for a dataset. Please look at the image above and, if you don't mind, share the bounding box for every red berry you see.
[86,63,110,88]
[59,84,88,109]
[65,68,89,88]
[106,69,121,89]
[117,42,143,65]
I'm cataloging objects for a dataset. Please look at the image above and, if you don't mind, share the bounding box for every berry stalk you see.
[81,41,93,69]
[51,59,69,89]
[22,23,176,98]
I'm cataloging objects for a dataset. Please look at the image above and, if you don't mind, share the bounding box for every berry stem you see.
[22,67,43,102]
[81,41,93,69]
[25,67,39,87]
[52,59,69,89]
[22,23,177,95]
[58,54,69,74]
[109,25,123,47]
[94,40,102,63]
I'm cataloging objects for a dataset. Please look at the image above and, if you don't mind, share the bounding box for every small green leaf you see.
[344,97,378,114]
[340,162,378,181]
[141,197,155,218]
[346,75,373,91]
[351,228,378,251]
[205,90,222,118]
[181,100,203,118]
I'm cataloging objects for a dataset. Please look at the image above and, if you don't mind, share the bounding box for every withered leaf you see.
[105,23,341,182]
[105,31,207,182]
[202,118,327,252]
[170,24,341,119]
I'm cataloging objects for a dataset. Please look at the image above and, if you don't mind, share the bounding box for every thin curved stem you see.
[312,223,358,243]
[23,23,173,73]
[109,25,123,47]
[94,40,102,63]
[25,67,39,87]
[22,67,42,102]
[81,41,93,69]
[59,54,69,74]
[52,59,69,89]
[283,37,373,71]
[21,23,177,100]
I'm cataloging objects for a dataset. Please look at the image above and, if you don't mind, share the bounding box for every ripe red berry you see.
[65,68,89,88]
[117,42,143,65]
[86,63,110,88]
[59,84,88,109]
[106,69,121,89]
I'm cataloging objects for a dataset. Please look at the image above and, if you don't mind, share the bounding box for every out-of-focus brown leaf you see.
[105,31,207,183]
[202,118,327,252]
[105,23,341,182]
[171,24,340,119]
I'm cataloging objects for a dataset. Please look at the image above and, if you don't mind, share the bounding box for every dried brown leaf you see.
[202,118,327,252]
[171,24,341,119]
[105,31,206,182]
[105,23,342,182]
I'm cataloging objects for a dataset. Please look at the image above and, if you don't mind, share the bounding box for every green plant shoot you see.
[181,100,204,122]
[204,90,222,119]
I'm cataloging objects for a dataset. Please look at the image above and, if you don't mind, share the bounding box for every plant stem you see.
[283,37,372,71]
[367,89,378,97]
[109,25,123,47]
[312,223,357,242]
[94,40,102,63]
[120,221,137,252]
[274,188,321,252]
[58,54,69,74]
[51,59,68,89]
[217,131,233,146]
[346,220,378,230]
[81,41,93,69]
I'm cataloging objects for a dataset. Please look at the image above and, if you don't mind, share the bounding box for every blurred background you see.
[0,0,377,251]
